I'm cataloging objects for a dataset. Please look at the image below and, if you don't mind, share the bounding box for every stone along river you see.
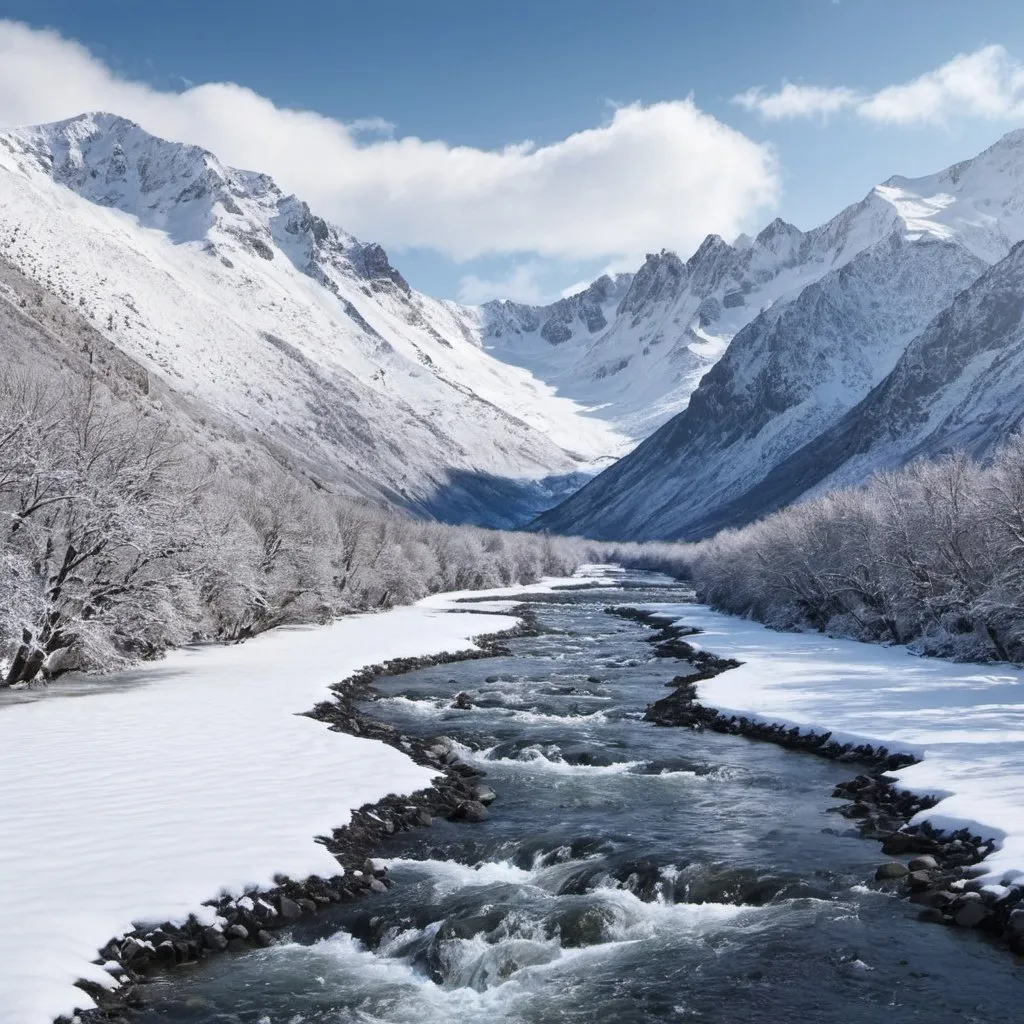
[135,572,1022,1023]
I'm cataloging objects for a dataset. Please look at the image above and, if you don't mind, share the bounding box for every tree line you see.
[0,371,593,687]
[610,439,1024,663]
[11,361,1023,686]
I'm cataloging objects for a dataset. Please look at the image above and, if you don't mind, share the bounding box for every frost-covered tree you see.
[0,365,602,685]
[1,377,204,684]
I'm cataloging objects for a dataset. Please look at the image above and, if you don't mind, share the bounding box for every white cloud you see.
[733,83,860,121]
[0,20,779,264]
[860,45,1024,124]
[734,45,1024,126]
[458,263,550,305]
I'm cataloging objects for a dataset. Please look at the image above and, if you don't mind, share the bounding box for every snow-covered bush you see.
[605,439,1024,664]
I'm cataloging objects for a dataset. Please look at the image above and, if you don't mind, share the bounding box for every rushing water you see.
[136,572,1022,1023]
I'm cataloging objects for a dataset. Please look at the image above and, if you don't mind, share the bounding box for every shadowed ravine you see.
[133,572,1023,1023]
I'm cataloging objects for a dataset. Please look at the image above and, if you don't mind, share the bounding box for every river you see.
[133,571,1022,1022]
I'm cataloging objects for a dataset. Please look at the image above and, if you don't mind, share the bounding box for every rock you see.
[954,901,989,928]
[554,905,612,947]
[908,855,939,871]
[1006,908,1024,936]
[473,785,497,806]
[154,940,176,964]
[451,800,488,823]
[120,937,147,964]
[875,862,909,881]
[907,870,934,891]
[994,885,1022,908]
[437,910,505,941]
[203,927,229,952]
[369,878,388,894]
[226,924,249,940]
[175,939,198,963]
[881,833,937,855]
[254,929,275,947]
[253,898,277,921]
[277,896,303,922]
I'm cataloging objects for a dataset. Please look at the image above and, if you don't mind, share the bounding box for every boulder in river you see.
[450,800,488,823]
[954,900,989,928]
[473,784,497,805]
[875,862,909,880]
[277,896,303,921]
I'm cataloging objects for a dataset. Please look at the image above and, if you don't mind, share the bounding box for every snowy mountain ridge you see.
[5,114,1024,535]
[0,112,632,526]
[534,128,1024,540]
[480,130,1024,443]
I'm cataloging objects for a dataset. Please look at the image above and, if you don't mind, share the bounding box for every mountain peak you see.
[7,112,228,210]
[755,217,802,245]
[688,234,732,265]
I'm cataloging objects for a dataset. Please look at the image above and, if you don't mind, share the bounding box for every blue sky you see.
[2,0,1023,301]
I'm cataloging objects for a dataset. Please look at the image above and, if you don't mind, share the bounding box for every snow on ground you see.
[651,604,1024,888]
[0,573,603,1024]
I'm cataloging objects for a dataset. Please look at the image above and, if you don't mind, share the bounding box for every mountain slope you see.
[534,130,1024,540]
[0,113,626,526]
[711,240,1024,524]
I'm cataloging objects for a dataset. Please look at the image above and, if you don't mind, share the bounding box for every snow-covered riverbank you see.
[0,573,604,1024]
[652,605,1024,889]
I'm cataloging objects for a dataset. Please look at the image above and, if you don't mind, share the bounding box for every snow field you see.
[654,605,1024,888]
[0,574,597,1024]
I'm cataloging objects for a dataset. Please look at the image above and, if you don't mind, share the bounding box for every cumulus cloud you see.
[733,83,859,121]
[0,20,778,263]
[860,45,1024,124]
[734,44,1024,126]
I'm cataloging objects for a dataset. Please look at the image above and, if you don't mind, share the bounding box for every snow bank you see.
[652,604,1024,887]
[0,573,600,1024]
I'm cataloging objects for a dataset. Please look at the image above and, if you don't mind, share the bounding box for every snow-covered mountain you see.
[535,130,1024,540]
[0,112,632,526]
[479,212,909,441]
[715,239,1024,524]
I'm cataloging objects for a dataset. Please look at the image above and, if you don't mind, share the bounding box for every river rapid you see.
[134,571,1022,1023]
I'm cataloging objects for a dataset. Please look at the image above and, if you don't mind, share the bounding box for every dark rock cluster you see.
[837,773,1020,951]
